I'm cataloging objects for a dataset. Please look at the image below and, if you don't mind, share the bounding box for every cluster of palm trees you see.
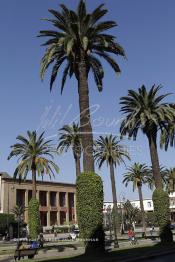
[123,164,175,236]
[6,0,175,246]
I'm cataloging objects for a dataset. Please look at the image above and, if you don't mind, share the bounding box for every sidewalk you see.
[0,239,174,262]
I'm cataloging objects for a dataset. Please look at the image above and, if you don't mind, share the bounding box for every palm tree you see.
[123,163,152,236]
[39,0,125,173]
[11,205,25,240]
[123,200,141,227]
[163,168,175,193]
[58,123,81,178]
[160,111,175,151]
[160,122,175,192]
[120,85,175,189]
[94,135,130,247]
[8,131,59,199]
[147,166,169,191]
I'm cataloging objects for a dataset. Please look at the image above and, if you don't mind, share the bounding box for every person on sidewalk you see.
[128,228,133,244]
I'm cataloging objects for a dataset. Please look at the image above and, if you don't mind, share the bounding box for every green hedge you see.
[152,189,173,243]
[0,213,15,228]
[76,172,105,253]
[28,198,40,240]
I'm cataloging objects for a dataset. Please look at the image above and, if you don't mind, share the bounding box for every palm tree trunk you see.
[147,132,163,189]
[109,161,119,248]
[32,169,37,199]
[78,49,94,173]
[75,156,81,177]
[138,185,146,236]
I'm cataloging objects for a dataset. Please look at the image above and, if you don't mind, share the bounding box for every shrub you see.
[152,189,173,243]
[145,211,158,226]
[76,172,105,254]
[0,214,14,228]
[0,214,15,235]
[28,198,40,240]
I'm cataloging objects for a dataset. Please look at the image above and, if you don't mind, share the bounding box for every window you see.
[59,192,66,207]
[39,191,47,206]
[50,192,57,207]
[147,201,152,208]
[16,189,25,206]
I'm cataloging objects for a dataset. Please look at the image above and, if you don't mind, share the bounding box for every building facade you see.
[103,199,153,213]
[0,172,76,228]
[103,193,175,222]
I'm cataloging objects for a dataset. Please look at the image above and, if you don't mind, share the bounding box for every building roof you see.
[0,172,11,179]
[0,172,76,188]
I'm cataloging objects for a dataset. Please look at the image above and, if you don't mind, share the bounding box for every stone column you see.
[56,192,59,208]
[57,211,60,226]
[56,192,60,225]
[65,192,69,224]
[47,191,50,226]
[25,190,28,223]
[36,190,39,202]
[74,193,77,223]
[47,211,50,227]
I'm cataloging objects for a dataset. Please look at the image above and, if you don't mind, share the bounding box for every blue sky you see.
[0,0,175,201]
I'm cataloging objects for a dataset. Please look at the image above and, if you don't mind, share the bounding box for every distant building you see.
[103,199,153,212]
[104,193,175,222]
[0,172,76,228]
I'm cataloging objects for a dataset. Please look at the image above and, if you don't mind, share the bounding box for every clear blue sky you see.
[1,0,175,201]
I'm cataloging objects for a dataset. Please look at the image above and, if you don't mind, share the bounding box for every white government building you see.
[103,192,175,222]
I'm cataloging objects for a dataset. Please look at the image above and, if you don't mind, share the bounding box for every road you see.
[144,253,175,261]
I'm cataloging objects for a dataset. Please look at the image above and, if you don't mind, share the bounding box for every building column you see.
[56,192,60,226]
[74,193,77,223]
[47,211,50,227]
[57,211,60,226]
[47,191,50,226]
[56,192,59,208]
[36,190,39,202]
[25,190,28,223]
[65,192,69,224]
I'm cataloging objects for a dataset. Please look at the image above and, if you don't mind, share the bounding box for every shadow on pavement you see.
[42,244,78,253]
[40,243,175,262]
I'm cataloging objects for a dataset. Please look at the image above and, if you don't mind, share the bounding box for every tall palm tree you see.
[123,163,152,236]
[8,131,59,199]
[39,0,125,173]
[58,123,81,178]
[120,85,175,189]
[94,135,130,247]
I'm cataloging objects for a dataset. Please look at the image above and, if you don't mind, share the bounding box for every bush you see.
[28,198,40,240]
[152,189,173,243]
[145,212,158,227]
[0,214,15,235]
[76,172,105,254]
